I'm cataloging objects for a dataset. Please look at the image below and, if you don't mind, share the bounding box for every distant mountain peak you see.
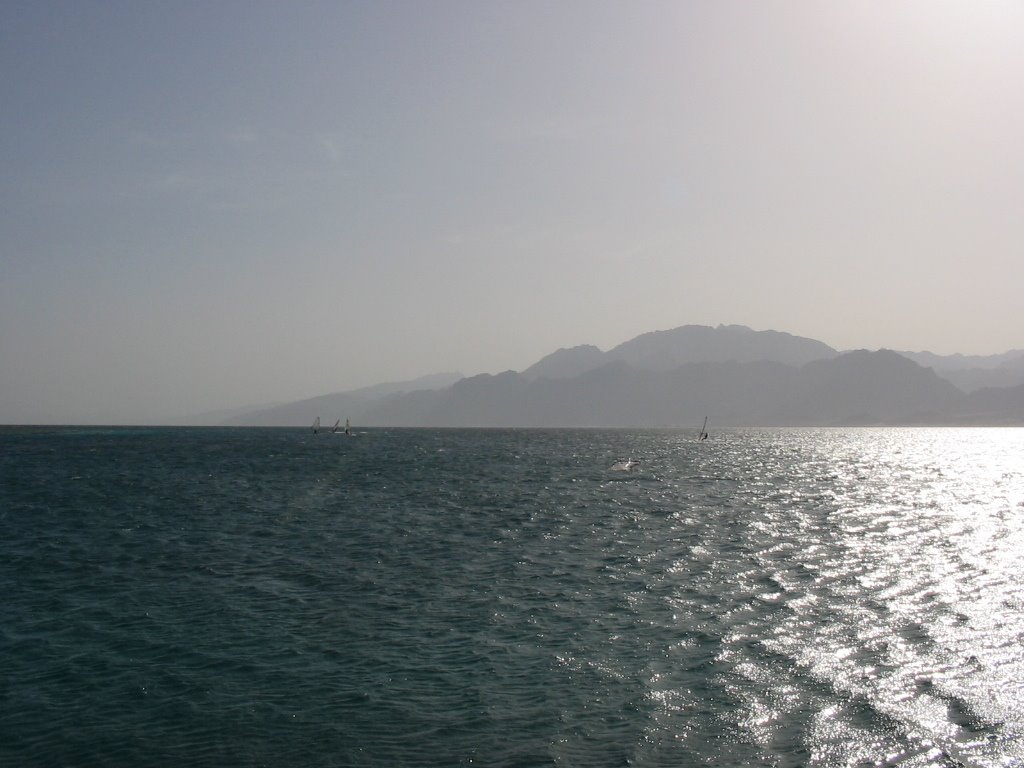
[522,344,606,381]
[520,324,838,381]
[606,323,838,370]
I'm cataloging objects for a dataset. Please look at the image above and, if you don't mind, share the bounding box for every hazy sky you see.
[2,1,1022,424]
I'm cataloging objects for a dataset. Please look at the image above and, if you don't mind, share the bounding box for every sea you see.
[2,426,1023,768]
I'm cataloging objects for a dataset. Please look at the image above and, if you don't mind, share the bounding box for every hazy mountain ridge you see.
[605,324,838,370]
[225,372,463,427]
[780,350,964,425]
[522,345,606,381]
[362,351,970,427]
[961,383,1024,424]
[896,349,1024,371]
[893,349,1024,393]
[225,325,1022,427]
[521,324,837,381]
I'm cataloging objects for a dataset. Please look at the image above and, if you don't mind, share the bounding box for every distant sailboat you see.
[344,418,353,437]
[312,417,320,435]
[331,419,341,433]
[698,416,708,441]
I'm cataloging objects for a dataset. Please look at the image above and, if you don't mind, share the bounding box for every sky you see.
[2,0,1022,424]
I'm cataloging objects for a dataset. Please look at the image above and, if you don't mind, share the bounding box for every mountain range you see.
[225,325,1024,427]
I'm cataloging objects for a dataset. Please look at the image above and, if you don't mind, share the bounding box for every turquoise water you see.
[2,427,1023,767]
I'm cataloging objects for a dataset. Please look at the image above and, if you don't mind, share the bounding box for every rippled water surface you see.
[2,427,1022,767]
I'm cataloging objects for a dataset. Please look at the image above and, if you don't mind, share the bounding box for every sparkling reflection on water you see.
[655,428,1024,767]
[1,426,1022,767]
